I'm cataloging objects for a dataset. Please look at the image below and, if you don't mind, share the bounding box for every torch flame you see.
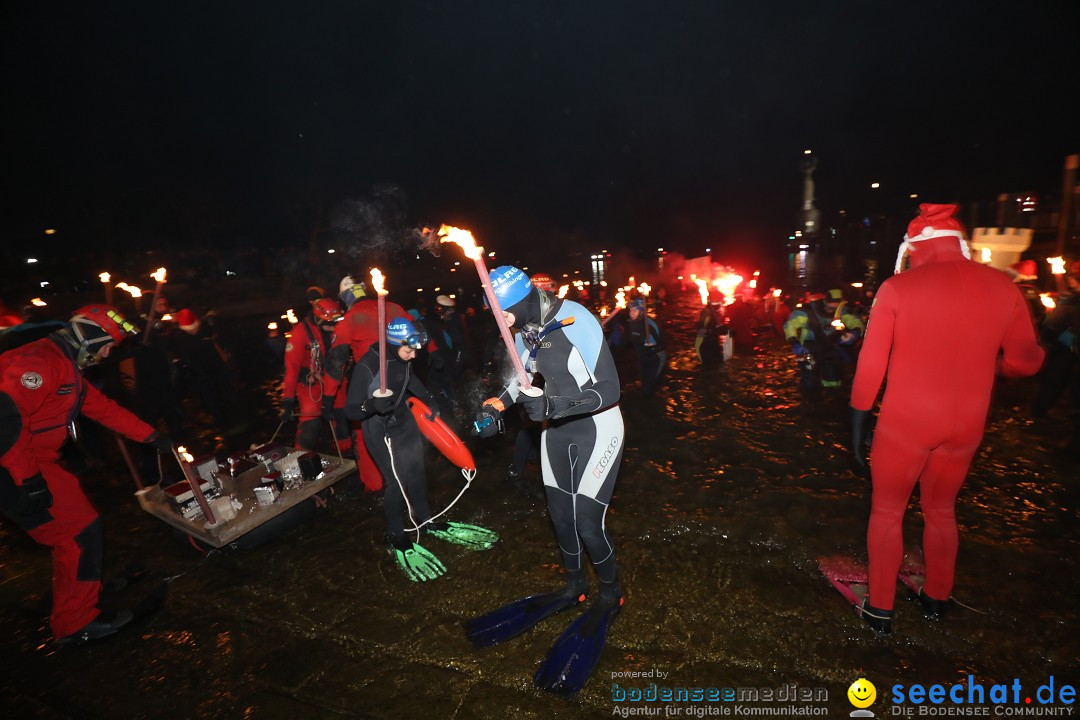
[99,272,110,283]
[695,278,709,306]
[31,298,47,306]
[831,319,846,330]
[115,282,143,298]
[370,268,388,296]
[711,271,743,305]
[772,288,783,298]
[438,225,484,261]
[637,282,651,296]
[151,267,167,283]
[600,308,608,317]
[283,308,299,324]
[177,446,194,463]
[1039,293,1056,309]
[980,248,992,263]
[615,290,627,309]
[1048,257,1066,275]
[557,284,569,298]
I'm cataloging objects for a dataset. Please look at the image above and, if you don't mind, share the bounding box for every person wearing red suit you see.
[280,298,351,454]
[850,204,1045,634]
[0,305,172,645]
[322,275,406,492]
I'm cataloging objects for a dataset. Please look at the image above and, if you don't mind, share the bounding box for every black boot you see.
[56,609,134,647]
[916,590,950,620]
[860,598,894,635]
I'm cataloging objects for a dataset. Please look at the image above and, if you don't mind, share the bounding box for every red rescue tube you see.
[408,397,476,471]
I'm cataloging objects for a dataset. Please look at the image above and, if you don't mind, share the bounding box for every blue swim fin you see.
[464,588,587,648]
[533,595,624,697]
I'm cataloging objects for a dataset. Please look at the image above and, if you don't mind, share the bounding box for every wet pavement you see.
[2,290,1077,719]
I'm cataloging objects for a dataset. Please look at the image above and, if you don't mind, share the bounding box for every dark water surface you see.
[2,291,1077,718]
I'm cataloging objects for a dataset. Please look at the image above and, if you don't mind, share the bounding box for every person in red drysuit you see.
[0,304,172,645]
[849,204,1045,634]
[280,298,352,454]
[322,275,406,492]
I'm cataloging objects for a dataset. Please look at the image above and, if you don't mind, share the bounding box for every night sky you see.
[4,1,1077,267]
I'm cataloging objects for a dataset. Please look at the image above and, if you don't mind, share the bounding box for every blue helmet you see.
[386,317,428,349]
[629,297,646,312]
[489,266,533,309]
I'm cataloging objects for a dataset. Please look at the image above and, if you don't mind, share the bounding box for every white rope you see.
[384,434,422,544]
[402,467,477,534]
[384,424,479,541]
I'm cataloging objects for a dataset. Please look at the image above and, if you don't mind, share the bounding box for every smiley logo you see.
[847,677,876,708]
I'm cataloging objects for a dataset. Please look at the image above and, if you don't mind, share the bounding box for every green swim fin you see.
[390,542,446,582]
[426,521,499,550]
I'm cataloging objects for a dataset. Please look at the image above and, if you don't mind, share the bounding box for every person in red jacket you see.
[322,275,406,492]
[280,298,351,454]
[0,304,172,645]
[850,204,1045,634]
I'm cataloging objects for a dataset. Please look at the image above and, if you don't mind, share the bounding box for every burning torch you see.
[115,282,143,314]
[99,272,112,305]
[637,282,653,345]
[370,267,390,396]
[142,267,167,343]
[1048,257,1067,293]
[601,290,627,328]
[173,445,217,526]
[439,225,533,391]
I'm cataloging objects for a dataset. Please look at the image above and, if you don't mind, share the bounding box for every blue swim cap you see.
[629,297,646,311]
[386,317,428,349]
[489,266,532,309]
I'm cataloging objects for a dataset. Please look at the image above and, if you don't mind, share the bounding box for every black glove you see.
[148,432,174,455]
[474,403,502,438]
[364,394,396,415]
[281,397,298,420]
[851,406,871,473]
[520,392,553,422]
[423,396,440,420]
[16,473,53,516]
[321,395,336,422]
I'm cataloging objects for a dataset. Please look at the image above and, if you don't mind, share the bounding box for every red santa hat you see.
[895,203,971,274]
[1008,259,1038,282]
[174,308,200,332]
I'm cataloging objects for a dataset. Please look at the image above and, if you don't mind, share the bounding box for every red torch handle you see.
[378,294,387,394]
[171,448,217,525]
[472,256,532,390]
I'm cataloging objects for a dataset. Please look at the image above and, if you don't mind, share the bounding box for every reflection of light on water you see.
[793,250,808,283]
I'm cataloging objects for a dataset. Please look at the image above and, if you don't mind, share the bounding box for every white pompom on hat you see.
[895,203,971,274]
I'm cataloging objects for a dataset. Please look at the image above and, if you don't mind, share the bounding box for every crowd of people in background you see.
[1,206,1078,651]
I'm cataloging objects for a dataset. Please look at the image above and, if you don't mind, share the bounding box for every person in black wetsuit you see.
[466,265,624,696]
[609,297,667,395]
[345,316,496,582]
